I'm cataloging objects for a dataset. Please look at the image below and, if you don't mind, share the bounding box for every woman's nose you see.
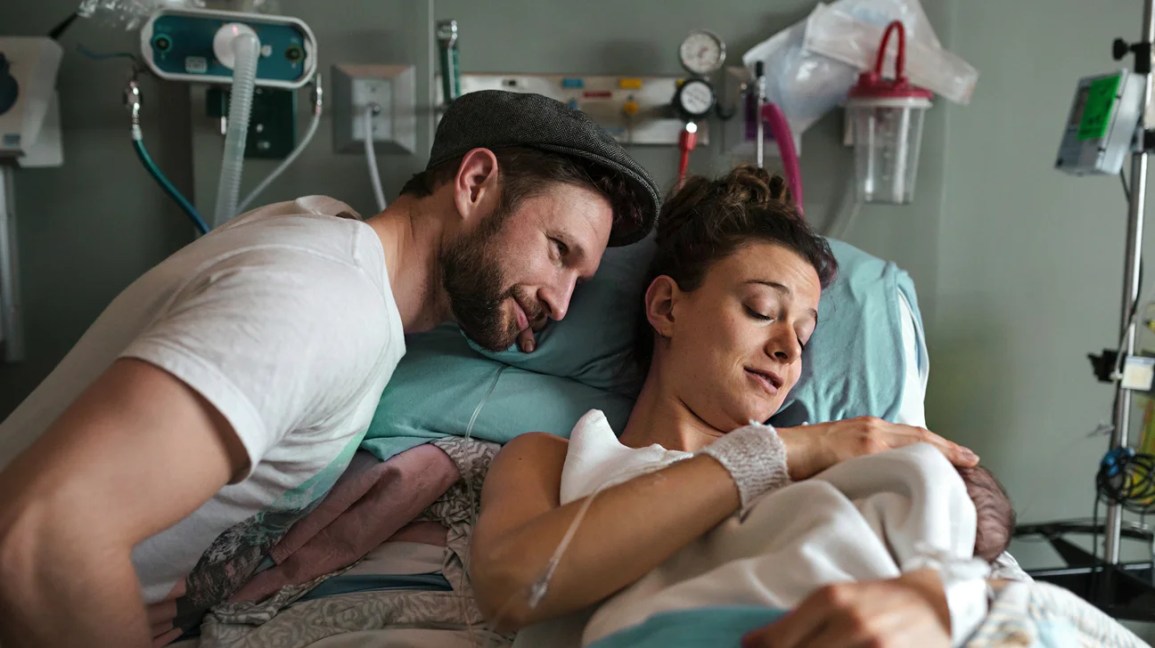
[765,328,800,363]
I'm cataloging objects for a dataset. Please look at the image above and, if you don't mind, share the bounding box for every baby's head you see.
[957,466,1015,562]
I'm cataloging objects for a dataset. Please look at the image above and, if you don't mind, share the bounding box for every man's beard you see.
[440,221,543,351]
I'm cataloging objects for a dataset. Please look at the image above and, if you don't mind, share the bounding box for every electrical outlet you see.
[351,77,393,144]
[332,64,415,154]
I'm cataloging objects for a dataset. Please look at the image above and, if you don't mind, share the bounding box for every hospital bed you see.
[173,238,1139,647]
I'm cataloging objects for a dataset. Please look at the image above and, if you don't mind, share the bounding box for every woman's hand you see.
[741,569,952,648]
[777,417,978,480]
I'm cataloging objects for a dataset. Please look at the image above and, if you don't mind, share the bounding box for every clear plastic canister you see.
[847,95,932,204]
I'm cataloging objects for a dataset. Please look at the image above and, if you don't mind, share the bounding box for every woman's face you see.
[653,242,822,431]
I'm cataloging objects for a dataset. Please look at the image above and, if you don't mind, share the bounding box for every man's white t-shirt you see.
[0,196,405,632]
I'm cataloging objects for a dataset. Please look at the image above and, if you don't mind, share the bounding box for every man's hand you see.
[741,569,951,648]
[517,327,537,353]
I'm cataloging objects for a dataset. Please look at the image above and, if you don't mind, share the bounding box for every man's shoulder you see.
[160,228,396,346]
[234,195,363,223]
[209,212,382,287]
[225,205,367,253]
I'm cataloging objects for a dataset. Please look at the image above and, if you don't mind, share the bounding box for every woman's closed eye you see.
[744,305,774,322]
[746,305,810,350]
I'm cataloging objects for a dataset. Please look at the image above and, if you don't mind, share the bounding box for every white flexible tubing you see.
[213,32,260,227]
[364,103,387,212]
[236,81,323,213]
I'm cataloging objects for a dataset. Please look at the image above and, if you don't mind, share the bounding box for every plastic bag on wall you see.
[805,4,978,104]
[77,0,205,30]
[742,0,944,134]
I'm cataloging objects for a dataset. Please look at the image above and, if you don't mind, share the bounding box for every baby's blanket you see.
[580,443,978,645]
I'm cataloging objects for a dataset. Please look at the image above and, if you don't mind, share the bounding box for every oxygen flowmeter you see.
[673,30,726,184]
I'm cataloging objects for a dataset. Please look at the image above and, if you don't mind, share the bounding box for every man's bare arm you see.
[0,359,247,647]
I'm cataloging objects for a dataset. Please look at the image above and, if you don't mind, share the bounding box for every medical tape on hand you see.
[905,544,993,646]
[698,421,790,509]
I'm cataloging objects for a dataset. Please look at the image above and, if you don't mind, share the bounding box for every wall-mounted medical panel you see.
[439,73,710,147]
[141,8,317,89]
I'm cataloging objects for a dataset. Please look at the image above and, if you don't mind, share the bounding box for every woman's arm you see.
[470,432,742,631]
[471,419,978,631]
[776,416,978,480]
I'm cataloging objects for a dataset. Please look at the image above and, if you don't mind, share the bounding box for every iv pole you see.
[1106,0,1155,568]
[1010,1,1155,619]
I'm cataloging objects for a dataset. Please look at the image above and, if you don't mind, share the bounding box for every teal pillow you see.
[466,238,656,396]
[361,324,634,462]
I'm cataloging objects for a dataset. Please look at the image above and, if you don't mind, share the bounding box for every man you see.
[0,90,659,647]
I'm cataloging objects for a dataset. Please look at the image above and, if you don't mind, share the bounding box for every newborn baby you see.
[959,466,1016,562]
[553,412,1018,648]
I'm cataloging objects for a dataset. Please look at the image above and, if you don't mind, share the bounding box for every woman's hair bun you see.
[656,165,794,243]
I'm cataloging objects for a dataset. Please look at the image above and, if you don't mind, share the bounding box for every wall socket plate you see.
[352,77,391,144]
[332,63,416,154]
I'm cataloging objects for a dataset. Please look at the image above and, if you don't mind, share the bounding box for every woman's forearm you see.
[471,453,743,630]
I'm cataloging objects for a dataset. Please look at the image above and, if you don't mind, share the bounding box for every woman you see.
[470,166,983,647]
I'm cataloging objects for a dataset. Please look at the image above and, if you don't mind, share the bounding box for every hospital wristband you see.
[698,422,791,508]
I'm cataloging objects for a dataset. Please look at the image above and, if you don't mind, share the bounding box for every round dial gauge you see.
[675,78,716,119]
[679,30,726,75]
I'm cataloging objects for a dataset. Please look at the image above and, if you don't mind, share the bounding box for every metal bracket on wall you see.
[438,73,709,147]
[719,66,800,159]
[206,85,299,159]
[0,164,22,363]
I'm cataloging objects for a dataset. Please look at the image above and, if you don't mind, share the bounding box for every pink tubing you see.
[761,102,803,213]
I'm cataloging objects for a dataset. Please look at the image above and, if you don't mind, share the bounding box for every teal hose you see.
[132,138,209,235]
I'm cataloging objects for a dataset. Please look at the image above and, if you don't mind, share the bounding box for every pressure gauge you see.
[679,29,726,75]
[674,78,716,120]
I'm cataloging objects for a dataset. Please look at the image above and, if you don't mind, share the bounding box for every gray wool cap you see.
[427,90,660,246]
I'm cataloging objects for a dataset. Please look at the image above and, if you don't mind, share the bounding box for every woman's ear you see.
[645,276,680,339]
[452,148,500,225]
